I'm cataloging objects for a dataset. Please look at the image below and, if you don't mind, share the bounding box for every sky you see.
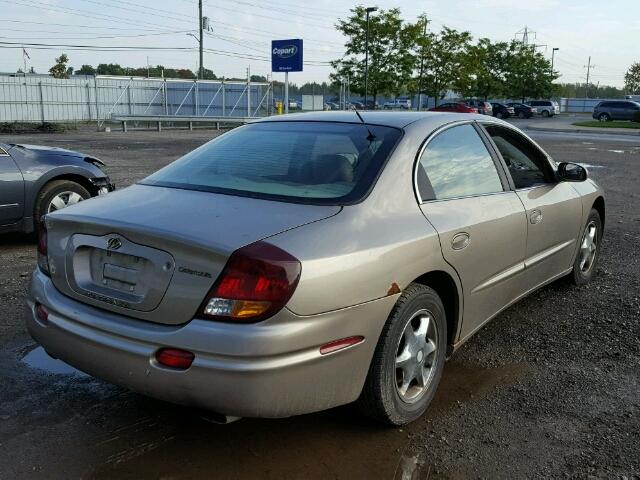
[1,0,638,88]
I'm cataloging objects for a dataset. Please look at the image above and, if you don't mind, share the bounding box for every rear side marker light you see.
[155,348,194,370]
[35,303,48,324]
[320,336,364,355]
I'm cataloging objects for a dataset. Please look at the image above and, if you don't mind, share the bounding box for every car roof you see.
[253,111,488,129]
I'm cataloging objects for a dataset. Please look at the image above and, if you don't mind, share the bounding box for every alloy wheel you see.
[579,221,598,273]
[395,309,439,404]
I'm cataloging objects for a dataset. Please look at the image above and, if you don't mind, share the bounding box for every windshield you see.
[141,121,402,204]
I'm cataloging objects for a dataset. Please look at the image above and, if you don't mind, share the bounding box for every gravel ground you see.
[0,127,638,479]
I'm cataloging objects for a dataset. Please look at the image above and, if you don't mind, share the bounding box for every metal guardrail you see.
[111,114,254,132]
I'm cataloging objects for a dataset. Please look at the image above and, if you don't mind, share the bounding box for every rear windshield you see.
[140,121,402,204]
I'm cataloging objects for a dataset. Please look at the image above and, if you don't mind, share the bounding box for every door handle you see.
[451,232,470,250]
[529,209,543,224]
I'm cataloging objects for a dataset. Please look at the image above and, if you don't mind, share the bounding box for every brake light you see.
[200,241,301,322]
[155,348,194,369]
[37,218,50,276]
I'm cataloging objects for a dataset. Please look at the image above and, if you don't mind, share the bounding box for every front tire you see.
[569,208,602,285]
[34,180,91,225]
[598,113,610,122]
[542,110,550,117]
[357,283,447,425]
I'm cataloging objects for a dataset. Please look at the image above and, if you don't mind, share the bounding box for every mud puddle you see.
[90,361,528,480]
[22,346,88,377]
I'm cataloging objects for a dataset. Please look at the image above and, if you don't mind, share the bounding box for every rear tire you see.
[598,113,610,122]
[542,110,550,117]
[34,180,91,225]
[496,112,503,119]
[569,208,602,286]
[357,283,447,425]
[518,111,526,119]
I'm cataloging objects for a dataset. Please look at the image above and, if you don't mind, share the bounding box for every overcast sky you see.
[1,0,637,87]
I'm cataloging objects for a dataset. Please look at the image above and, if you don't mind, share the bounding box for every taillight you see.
[200,241,301,322]
[37,217,50,276]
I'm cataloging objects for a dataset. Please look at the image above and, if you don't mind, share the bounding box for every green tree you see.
[420,26,472,105]
[76,64,96,75]
[49,54,70,79]
[96,63,126,75]
[456,38,510,100]
[624,62,640,94]
[331,7,420,102]
[503,41,555,101]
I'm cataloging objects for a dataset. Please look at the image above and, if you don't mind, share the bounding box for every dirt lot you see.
[0,127,638,479]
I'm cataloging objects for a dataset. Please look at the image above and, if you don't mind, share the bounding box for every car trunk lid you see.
[46,184,341,325]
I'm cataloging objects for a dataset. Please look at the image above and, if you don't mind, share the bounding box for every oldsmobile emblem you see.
[107,237,122,250]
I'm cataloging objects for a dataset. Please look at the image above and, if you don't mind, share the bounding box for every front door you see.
[0,147,24,225]
[481,124,582,290]
[416,123,528,340]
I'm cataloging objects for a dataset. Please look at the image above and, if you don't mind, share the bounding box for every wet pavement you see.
[1,128,638,479]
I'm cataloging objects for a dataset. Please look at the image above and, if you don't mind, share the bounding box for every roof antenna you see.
[354,109,376,141]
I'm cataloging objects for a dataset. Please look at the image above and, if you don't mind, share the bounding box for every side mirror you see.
[557,162,587,182]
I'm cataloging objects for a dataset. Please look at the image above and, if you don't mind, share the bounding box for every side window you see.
[484,125,552,189]
[417,124,503,201]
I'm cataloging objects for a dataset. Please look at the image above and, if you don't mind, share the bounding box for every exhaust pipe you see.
[200,412,242,425]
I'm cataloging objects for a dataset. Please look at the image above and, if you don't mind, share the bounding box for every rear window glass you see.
[140,121,402,204]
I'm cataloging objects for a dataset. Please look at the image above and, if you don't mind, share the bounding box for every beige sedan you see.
[27,112,604,425]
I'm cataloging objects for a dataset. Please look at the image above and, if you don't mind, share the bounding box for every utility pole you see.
[417,15,429,111]
[584,56,595,98]
[364,6,377,109]
[198,0,204,79]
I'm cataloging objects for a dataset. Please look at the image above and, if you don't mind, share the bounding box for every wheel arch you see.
[411,270,461,348]
[592,196,605,230]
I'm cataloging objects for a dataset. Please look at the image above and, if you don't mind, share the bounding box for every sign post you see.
[271,39,303,115]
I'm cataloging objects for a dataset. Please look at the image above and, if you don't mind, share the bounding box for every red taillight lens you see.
[155,348,194,370]
[37,218,50,276]
[35,303,49,324]
[200,241,301,322]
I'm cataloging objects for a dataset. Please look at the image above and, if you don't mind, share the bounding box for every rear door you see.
[0,146,24,225]
[481,124,582,290]
[416,122,528,339]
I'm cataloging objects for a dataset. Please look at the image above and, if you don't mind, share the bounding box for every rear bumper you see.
[26,269,396,418]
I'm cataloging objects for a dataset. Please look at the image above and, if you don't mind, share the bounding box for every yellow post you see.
[276,101,283,115]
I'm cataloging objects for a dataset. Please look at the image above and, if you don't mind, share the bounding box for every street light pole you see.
[364,7,377,109]
[551,47,559,75]
[198,0,205,79]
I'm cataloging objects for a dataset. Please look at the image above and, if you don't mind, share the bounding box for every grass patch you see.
[573,120,640,129]
[0,122,77,134]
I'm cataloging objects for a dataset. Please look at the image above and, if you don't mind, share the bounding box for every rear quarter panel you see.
[267,120,462,324]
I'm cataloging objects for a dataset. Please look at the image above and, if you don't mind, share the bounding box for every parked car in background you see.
[364,100,380,110]
[350,101,364,110]
[490,102,516,119]
[0,143,114,234]
[592,100,640,121]
[28,111,605,426]
[465,99,493,115]
[429,102,478,113]
[528,100,559,117]
[507,102,537,118]
[383,98,411,109]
